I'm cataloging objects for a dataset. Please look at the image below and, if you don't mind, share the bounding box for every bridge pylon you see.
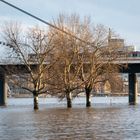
[0,71,7,106]
[129,73,137,105]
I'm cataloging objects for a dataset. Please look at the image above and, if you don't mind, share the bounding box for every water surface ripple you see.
[0,97,140,140]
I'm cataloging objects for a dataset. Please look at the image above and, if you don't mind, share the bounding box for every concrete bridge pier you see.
[0,72,7,106]
[129,73,137,105]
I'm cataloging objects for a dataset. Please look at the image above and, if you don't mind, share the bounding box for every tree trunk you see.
[85,87,92,107]
[66,92,72,108]
[33,95,39,110]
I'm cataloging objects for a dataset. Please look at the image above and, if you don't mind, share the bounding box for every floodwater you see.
[0,97,140,140]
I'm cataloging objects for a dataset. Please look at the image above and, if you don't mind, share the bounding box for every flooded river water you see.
[0,97,140,140]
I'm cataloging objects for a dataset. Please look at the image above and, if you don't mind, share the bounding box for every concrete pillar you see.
[128,73,137,105]
[0,72,7,106]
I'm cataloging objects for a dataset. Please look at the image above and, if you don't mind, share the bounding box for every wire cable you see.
[0,0,91,44]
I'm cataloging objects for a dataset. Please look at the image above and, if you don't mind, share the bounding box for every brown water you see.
[0,97,140,140]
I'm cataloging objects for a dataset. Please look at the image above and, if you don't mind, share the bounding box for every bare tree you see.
[47,14,92,108]
[79,26,126,107]
[2,22,55,109]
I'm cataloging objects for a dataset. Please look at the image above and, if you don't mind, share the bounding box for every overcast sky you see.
[0,0,140,50]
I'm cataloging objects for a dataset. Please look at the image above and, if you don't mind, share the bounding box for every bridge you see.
[0,52,140,106]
